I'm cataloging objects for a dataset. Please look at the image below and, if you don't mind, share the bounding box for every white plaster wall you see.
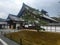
[41,26,60,32]
[5,26,7,28]
[16,24,20,29]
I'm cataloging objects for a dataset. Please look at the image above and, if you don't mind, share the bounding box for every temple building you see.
[7,3,59,31]
[0,18,7,29]
[17,3,58,24]
[7,14,24,29]
[17,3,58,23]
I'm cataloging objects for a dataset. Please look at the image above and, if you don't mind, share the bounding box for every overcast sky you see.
[0,0,60,19]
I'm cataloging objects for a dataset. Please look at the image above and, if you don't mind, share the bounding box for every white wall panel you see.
[41,26,60,32]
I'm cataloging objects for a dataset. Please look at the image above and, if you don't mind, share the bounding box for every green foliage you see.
[22,8,48,31]
[35,26,40,32]
[39,20,47,25]
[22,10,37,22]
[35,26,45,32]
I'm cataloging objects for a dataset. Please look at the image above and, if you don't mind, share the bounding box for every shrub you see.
[35,26,40,32]
[35,26,45,32]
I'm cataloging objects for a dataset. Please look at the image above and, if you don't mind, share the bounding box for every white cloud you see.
[0,0,21,17]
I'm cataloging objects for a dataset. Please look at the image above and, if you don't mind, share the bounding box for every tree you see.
[22,8,47,32]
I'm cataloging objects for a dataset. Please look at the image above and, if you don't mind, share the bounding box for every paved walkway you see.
[0,29,20,45]
[0,35,19,45]
[0,42,3,45]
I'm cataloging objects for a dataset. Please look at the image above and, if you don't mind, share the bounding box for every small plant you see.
[40,28,45,31]
[35,26,45,32]
[35,26,40,32]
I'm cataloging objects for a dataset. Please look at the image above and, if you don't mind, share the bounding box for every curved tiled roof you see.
[7,14,24,21]
[17,3,58,23]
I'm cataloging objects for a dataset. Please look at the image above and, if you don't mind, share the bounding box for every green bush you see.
[35,26,45,32]
[35,26,40,32]
[40,28,45,31]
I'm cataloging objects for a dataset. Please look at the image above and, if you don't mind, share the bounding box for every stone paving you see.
[0,29,20,45]
[0,42,3,45]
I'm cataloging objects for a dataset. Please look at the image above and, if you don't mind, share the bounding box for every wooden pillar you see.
[11,25,13,29]
[9,24,11,29]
